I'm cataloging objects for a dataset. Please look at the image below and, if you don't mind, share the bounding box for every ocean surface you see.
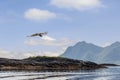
[0,67,120,80]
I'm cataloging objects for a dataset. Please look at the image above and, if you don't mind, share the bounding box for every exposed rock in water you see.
[99,63,119,67]
[0,56,106,71]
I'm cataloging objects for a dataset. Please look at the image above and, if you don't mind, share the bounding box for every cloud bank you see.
[50,0,103,11]
[0,49,61,59]
[0,49,12,58]
[25,36,74,47]
[22,36,76,59]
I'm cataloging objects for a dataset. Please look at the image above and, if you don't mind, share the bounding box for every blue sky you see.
[0,0,120,58]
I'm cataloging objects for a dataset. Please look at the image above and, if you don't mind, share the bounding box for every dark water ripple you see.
[0,67,120,80]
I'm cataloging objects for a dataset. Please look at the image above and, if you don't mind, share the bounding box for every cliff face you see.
[0,57,106,71]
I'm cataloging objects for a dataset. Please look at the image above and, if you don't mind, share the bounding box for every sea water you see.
[0,67,120,80]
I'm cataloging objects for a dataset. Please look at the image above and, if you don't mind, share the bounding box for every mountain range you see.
[61,41,120,64]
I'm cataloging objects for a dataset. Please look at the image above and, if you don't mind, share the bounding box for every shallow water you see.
[0,67,120,80]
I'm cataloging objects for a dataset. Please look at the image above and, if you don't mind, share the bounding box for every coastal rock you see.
[0,57,106,71]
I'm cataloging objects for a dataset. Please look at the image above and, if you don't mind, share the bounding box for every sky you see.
[0,0,120,59]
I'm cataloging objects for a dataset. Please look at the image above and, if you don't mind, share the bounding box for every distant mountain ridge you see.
[61,41,120,64]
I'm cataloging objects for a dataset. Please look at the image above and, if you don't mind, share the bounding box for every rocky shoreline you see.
[0,56,107,71]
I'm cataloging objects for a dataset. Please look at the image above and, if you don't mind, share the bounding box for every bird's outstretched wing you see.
[31,33,39,37]
[27,32,48,37]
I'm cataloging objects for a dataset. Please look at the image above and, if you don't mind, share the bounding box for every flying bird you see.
[27,32,48,37]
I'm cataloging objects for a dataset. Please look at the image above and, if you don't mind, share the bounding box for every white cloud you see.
[24,36,76,58]
[24,37,75,58]
[50,0,103,11]
[25,37,74,47]
[0,49,62,59]
[41,35,56,41]
[16,51,61,59]
[0,49,12,58]
[24,8,56,21]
